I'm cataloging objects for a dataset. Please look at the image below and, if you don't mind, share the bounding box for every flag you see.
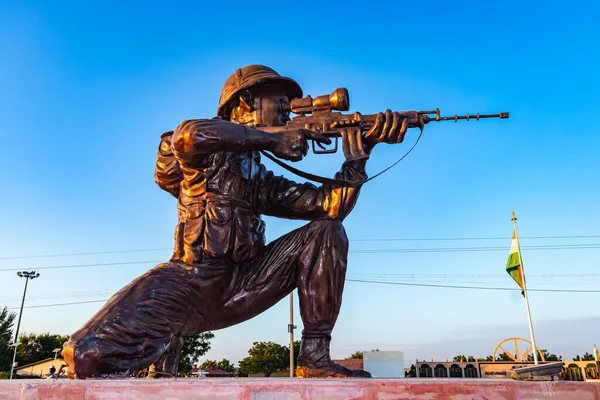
[506,228,525,296]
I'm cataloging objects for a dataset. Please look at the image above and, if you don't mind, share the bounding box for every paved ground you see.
[1,378,597,399]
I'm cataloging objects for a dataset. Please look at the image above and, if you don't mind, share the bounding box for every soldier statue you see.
[63,65,415,379]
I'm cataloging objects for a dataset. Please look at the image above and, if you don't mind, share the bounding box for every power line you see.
[352,235,600,242]
[348,273,600,278]
[2,244,600,273]
[0,260,161,272]
[2,243,599,273]
[345,279,600,293]
[6,280,600,310]
[7,300,106,310]
[2,235,599,260]
[4,271,600,302]
[350,244,600,254]
[345,278,600,286]
[0,248,171,261]
[0,289,117,302]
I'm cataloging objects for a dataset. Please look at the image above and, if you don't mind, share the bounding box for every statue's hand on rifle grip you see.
[271,128,331,162]
[331,114,369,162]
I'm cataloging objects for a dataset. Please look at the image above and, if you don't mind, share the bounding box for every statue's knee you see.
[308,219,344,233]
[307,219,348,246]
[62,339,96,379]
[62,340,77,379]
[62,337,106,379]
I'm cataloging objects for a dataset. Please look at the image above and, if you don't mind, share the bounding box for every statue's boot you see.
[295,336,371,378]
[147,335,183,378]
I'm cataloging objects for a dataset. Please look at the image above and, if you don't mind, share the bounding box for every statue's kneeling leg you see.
[63,261,223,379]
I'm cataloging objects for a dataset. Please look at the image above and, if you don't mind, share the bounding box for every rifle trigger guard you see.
[312,136,338,154]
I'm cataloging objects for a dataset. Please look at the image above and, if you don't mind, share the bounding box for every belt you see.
[202,192,252,210]
[179,192,253,211]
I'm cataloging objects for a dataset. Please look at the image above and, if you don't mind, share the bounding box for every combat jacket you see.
[155,118,367,265]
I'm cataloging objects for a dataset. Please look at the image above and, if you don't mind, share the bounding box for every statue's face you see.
[255,90,291,127]
[232,85,291,127]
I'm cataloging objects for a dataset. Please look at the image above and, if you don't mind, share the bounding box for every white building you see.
[363,350,405,378]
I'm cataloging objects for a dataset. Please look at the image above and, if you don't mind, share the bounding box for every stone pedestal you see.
[1,378,598,399]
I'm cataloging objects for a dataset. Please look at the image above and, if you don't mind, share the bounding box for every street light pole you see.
[9,271,40,379]
[288,292,297,378]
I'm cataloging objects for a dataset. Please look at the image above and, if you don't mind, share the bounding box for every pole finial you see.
[511,211,517,222]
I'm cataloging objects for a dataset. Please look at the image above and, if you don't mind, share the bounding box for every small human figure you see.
[46,365,57,379]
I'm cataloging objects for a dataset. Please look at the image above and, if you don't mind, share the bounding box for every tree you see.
[526,349,560,362]
[348,351,363,360]
[407,364,416,377]
[199,358,236,373]
[453,355,476,362]
[238,341,288,377]
[15,333,70,367]
[573,352,595,361]
[0,307,16,373]
[496,352,514,362]
[178,332,214,375]
[216,358,236,373]
[199,359,217,369]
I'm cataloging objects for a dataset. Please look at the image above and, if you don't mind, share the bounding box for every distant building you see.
[416,360,480,378]
[364,351,405,378]
[190,364,235,378]
[333,359,363,370]
[201,367,235,377]
[415,360,600,381]
[14,358,68,378]
[562,361,600,381]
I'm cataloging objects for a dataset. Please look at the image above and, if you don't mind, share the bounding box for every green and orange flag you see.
[506,228,525,296]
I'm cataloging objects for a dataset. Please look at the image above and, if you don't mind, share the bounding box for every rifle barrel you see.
[431,112,509,122]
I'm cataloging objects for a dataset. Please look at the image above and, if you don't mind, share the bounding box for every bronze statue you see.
[62,65,508,379]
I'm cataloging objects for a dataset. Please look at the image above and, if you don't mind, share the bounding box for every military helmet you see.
[217,65,303,119]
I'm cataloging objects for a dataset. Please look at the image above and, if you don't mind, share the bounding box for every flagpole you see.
[512,211,539,365]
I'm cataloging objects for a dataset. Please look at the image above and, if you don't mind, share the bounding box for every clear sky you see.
[1,0,599,367]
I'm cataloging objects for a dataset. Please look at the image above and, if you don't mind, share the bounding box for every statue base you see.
[1,378,597,399]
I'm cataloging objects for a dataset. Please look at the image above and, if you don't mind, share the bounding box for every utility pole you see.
[288,292,297,377]
[10,271,40,379]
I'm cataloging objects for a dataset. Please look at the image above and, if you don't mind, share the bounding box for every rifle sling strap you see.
[259,151,362,188]
[259,128,424,189]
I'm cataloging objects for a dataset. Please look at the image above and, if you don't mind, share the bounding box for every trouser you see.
[63,219,348,378]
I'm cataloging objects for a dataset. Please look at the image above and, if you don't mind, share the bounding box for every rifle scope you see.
[290,88,349,115]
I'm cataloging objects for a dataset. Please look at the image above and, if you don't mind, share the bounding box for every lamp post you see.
[52,348,62,360]
[288,292,297,377]
[9,271,40,379]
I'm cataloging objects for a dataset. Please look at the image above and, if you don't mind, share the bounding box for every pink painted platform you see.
[1,378,597,400]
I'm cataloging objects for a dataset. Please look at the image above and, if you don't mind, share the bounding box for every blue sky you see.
[1,0,599,366]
